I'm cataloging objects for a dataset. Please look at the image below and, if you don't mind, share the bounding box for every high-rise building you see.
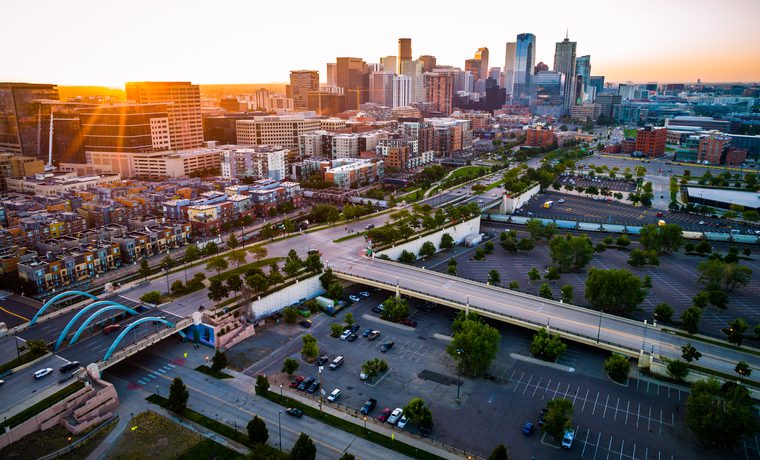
[553,36,577,115]
[307,91,346,116]
[419,55,437,73]
[336,58,369,109]
[236,115,321,150]
[380,56,397,74]
[513,33,536,99]
[488,67,501,83]
[465,59,481,82]
[369,72,394,107]
[635,126,667,157]
[220,145,287,181]
[401,60,425,103]
[0,82,60,157]
[425,73,454,114]
[474,47,489,84]
[534,62,549,73]
[530,71,565,117]
[125,81,203,150]
[326,63,337,86]
[589,76,605,99]
[596,94,621,119]
[504,42,517,95]
[398,38,412,74]
[288,70,319,111]
[393,75,412,108]
[575,55,591,99]
[77,103,171,153]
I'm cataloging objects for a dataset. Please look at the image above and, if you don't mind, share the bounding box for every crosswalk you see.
[136,362,176,386]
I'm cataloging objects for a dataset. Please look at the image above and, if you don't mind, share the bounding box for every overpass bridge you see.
[332,258,759,382]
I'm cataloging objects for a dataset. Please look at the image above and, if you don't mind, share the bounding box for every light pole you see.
[278,409,284,451]
[456,348,463,400]
[280,383,283,396]
[641,319,648,352]
[596,308,603,343]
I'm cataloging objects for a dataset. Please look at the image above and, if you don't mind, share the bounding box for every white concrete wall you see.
[500,183,540,214]
[249,274,324,319]
[377,216,481,261]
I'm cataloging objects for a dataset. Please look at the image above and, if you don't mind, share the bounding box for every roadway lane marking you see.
[0,305,29,321]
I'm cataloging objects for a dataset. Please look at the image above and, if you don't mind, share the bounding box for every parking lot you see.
[269,284,750,459]
[558,174,637,192]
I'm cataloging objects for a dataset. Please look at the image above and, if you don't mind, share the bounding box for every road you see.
[332,257,760,383]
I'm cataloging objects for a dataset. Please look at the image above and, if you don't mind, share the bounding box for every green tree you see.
[398,250,416,263]
[211,350,227,372]
[361,358,389,380]
[247,415,268,444]
[207,279,229,305]
[403,397,433,427]
[530,327,567,362]
[685,379,757,448]
[184,244,201,263]
[736,361,752,377]
[508,280,519,290]
[681,307,702,335]
[170,280,185,296]
[284,257,302,279]
[140,290,162,304]
[517,238,535,251]
[484,241,495,254]
[528,267,541,281]
[654,303,673,323]
[301,334,319,359]
[728,318,748,346]
[440,233,455,249]
[639,224,662,253]
[604,354,630,383]
[695,240,712,255]
[228,249,247,268]
[330,322,344,338]
[226,274,242,297]
[681,343,702,362]
[339,454,356,460]
[289,433,317,460]
[692,291,710,309]
[488,444,509,460]
[699,258,752,292]
[549,234,594,272]
[139,259,151,279]
[538,283,553,299]
[561,284,573,303]
[282,357,299,376]
[584,268,647,315]
[206,256,228,275]
[526,219,545,240]
[447,313,500,376]
[615,235,631,247]
[326,281,343,300]
[544,266,560,280]
[488,269,501,285]
[161,256,174,269]
[168,377,189,413]
[382,296,410,322]
[447,264,457,275]
[304,253,323,272]
[666,359,690,382]
[246,273,269,297]
[543,398,573,441]
[419,241,436,258]
[227,233,239,249]
[26,339,47,356]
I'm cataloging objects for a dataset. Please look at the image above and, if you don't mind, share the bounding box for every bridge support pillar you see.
[395,278,400,298]
[637,350,652,370]
[465,296,470,316]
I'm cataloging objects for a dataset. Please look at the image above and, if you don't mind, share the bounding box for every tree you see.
[284,257,302,279]
[488,269,501,285]
[290,433,317,460]
[304,253,323,272]
[339,454,356,460]
[654,303,673,323]
[207,279,229,305]
[419,241,436,258]
[228,249,247,268]
[325,282,343,300]
[695,240,712,255]
[206,256,228,275]
[528,267,541,281]
[544,266,560,280]
[526,219,544,240]
[440,233,454,249]
[398,250,416,264]
[447,313,500,376]
[382,296,409,322]
[685,379,756,449]
[736,361,752,377]
[246,273,269,297]
[202,241,219,256]
[168,377,189,413]
[255,374,270,395]
[530,327,567,362]
[140,290,162,304]
[361,358,389,380]
[403,397,433,427]
[538,283,553,299]
[282,357,299,376]
[247,415,268,444]
[517,238,535,251]
[584,268,647,315]
[226,274,242,297]
[330,322,344,338]
[549,235,594,272]
[681,343,702,362]
[211,350,227,372]
[184,244,201,263]
[615,235,631,247]
[301,334,319,359]
[692,291,709,309]
[681,307,702,335]
[170,280,186,296]
[728,318,748,346]
[561,284,573,303]
[666,359,690,382]
[227,233,239,249]
[543,398,573,441]
[488,444,509,460]
[698,258,752,292]
[139,259,151,279]
[604,354,630,383]
[26,339,47,355]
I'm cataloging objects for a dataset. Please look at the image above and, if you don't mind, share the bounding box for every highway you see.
[332,257,759,382]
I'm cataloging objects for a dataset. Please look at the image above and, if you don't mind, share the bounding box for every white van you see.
[329,356,344,370]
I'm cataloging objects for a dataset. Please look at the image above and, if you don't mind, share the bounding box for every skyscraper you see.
[398,38,412,74]
[488,67,501,83]
[380,56,397,74]
[513,33,536,100]
[503,42,516,95]
[336,57,369,109]
[589,76,605,99]
[401,60,425,103]
[425,73,454,114]
[369,72,394,107]
[77,103,171,153]
[0,82,60,157]
[575,55,591,99]
[393,75,412,108]
[553,36,577,115]
[464,59,481,82]
[475,47,489,85]
[326,63,337,86]
[288,70,319,111]
[419,55,437,73]
[125,81,203,150]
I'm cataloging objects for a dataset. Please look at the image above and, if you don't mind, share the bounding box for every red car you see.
[103,324,121,334]
[400,319,417,328]
[377,407,392,422]
[289,376,305,388]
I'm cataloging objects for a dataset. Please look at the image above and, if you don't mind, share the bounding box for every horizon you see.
[4,0,760,87]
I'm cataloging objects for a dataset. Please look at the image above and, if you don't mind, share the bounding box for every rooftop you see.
[686,187,760,209]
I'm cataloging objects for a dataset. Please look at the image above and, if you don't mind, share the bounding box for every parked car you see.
[360,398,377,415]
[522,422,535,435]
[59,361,80,373]
[327,388,341,402]
[349,295,361,302]
[349,324,360,333]
[365,224,375,230]
[558,199,566,203]
[388,408,403,424]
[103,324,121,334]
[561,428,575,448]
[307,381,320,394]
[362,328,373,337]
[298,377,315,391]
[285,407,303,417]
[371,304,385,314]
[400,319,417,327]
[359,291,370,298]
[346,333,358,342]
[329,356,344,370]
[289,376,305,388]
[380,341,394,352]
[360,370,368,380]
[397,415,409,429]
[419,424,433,437]
[316,356,329,366]
[340,329,351,340]
[299,320,312,329]
[33,368,53,379]
[377,408,392,422]
[367,330,381,341]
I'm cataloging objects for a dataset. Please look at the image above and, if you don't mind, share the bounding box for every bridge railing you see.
[336,270,642,355]
[98,317,193,369]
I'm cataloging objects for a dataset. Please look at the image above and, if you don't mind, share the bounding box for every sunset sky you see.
[5,0,759,87]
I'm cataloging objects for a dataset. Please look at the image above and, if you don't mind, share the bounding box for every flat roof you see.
[686,187,760,209]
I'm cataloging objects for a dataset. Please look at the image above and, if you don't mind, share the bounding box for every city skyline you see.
[4,0,760,87]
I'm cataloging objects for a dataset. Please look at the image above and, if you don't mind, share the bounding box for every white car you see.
[558,199,566,203]
[396,415,409,429]
[387,408,403,424]
[349,295,361,302]
[339,329,351,340]
[327,388,341,402]
[34,368,53,379]
[360,371,368,380]
[359,291,370,298]
[698,221,705,225]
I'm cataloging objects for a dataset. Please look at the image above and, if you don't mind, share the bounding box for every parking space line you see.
[553,381,562,399]
[648,407,652,432]
[581,428,591,457]
[625,400,630,425]
[659,409,663,435]
[607,435,614,460]
[620,439,624,460]
[593,431,602,460]
[636,403,641,429]
[532,377,542,398]
[512,372,524,392]
[602,394,610,418]
[644,446,648,460]
[543,378,552,400]
[507,369,516,382]
[522,375,533,395]
[592,391,600,415]
[582,388,590,412]
[613,397,620,422]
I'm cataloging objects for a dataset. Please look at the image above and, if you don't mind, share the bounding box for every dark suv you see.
[360,398,377,415]
[59,361,80,373]
[298,377,315,391]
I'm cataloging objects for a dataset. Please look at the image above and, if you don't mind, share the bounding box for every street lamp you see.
[280,383,283,396]
[278,409,285,451]
[596,308,604,343]
[456,348,463,400]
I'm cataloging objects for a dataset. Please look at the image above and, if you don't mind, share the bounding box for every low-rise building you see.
[6,172,122,196]
[85,148,222,179]
[525,127,556,148]
[220,145,287,181]
[321,158,384,188]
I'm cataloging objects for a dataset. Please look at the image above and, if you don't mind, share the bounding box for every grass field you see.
[110,412,202,460]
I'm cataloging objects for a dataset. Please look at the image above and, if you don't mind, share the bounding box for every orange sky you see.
[4,0,759,86]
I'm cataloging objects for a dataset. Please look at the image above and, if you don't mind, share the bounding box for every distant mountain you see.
[199,83,287,98]
[58,86,125,101]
